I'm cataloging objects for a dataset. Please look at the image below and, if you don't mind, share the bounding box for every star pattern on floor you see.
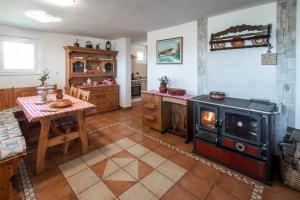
[59,136,188,199]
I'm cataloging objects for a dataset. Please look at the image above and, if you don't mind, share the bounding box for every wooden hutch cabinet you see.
[64,46,119,115]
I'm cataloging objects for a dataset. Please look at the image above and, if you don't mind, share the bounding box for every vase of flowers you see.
[158,76,170,93]
[39,69,50,86]
[37,69,53,102]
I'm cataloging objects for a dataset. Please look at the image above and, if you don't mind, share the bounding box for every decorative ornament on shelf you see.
[96,43,100,49]
[261,44,277,65]
[85,41,93,48]
[74,39,80,47]
[158,76,170,93]
[105,41,111,50]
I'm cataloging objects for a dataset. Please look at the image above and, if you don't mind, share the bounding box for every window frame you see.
[0,35,39,75]
[135,48,146,64]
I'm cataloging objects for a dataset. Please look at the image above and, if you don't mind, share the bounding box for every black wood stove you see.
[190,95,277,184]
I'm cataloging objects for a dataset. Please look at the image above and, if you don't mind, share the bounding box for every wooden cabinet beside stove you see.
[141,93,170,132]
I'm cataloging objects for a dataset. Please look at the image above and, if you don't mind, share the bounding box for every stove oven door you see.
[220,108,262,146]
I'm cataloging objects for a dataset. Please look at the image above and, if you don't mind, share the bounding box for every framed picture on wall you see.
[156,37,183,64]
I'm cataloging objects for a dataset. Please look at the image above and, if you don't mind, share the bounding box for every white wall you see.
[116,38,132,108]
[296,0,300,129]
[206,3,278,102]
[0,25,114,89]
[147,21,198,95]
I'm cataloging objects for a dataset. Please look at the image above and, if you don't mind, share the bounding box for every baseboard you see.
[119,106,132,110]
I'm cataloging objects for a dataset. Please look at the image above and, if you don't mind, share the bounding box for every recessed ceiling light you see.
[44,0,77,7]
[25,10,62,23]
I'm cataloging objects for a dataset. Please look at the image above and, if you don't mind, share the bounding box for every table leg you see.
[76,111,88,154]
[36,118,50,174]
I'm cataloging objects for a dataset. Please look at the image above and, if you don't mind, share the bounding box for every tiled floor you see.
[18,103,300,200]
[59,136,187,200]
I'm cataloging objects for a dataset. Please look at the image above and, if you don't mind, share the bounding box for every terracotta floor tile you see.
[89,132,113,149]
[161,184,199,200]
[206,185,240,200]
[263,182,300,200]
[169,153,197,170]
[160,133,185,145]
[129,133,146,143]
[90,158,110,178]
[31,167,75,200]
[110,150,136,159]
[103,130,126,142]
[178,171,214,200]
[103,179,136,197]
[175,142,193,152]
[138,160,154,180]
[215,173,252,200]
[144,129,164,139]
[153,145,177,159]
[139,138,161,150]
[191,161,221,185]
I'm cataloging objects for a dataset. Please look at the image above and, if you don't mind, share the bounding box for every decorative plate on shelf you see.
[231,37,245,48]
[252,38,267,45]
[213,42,226,49]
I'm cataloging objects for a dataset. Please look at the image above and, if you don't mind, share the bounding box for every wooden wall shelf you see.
[64,46,118,55]
[210,24,272,51]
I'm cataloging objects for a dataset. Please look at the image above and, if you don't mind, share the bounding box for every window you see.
[135,48,146,64]
[0,36,38,74]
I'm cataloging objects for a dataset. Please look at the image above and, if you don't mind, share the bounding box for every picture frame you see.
[156,37,183,64]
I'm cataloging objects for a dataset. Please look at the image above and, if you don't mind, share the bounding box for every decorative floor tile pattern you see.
[59,135,187,199]
[18,122,266,200]
[19,159,36,200]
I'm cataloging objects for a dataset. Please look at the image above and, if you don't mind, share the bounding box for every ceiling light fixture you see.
[44,0,77,7]
[25,10,62,23]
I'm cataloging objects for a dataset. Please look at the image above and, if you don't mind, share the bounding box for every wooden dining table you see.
[17,94,95,174]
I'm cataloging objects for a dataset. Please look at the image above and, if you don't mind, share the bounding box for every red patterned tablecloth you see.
[16,94,95,122]
[142,90,194,101]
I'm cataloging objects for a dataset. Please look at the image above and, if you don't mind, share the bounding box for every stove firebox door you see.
[195,103,219,134]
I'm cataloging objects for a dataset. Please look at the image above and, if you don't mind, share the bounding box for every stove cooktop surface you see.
[191,95,277,113]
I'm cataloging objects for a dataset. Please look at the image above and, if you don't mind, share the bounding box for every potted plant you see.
[158,76,170,93]
[39,69,50,86]
[37,69,53,102]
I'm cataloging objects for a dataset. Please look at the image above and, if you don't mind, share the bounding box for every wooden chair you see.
[77,89,90,101]
[70,86,78,98]
[58,89,90,154]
